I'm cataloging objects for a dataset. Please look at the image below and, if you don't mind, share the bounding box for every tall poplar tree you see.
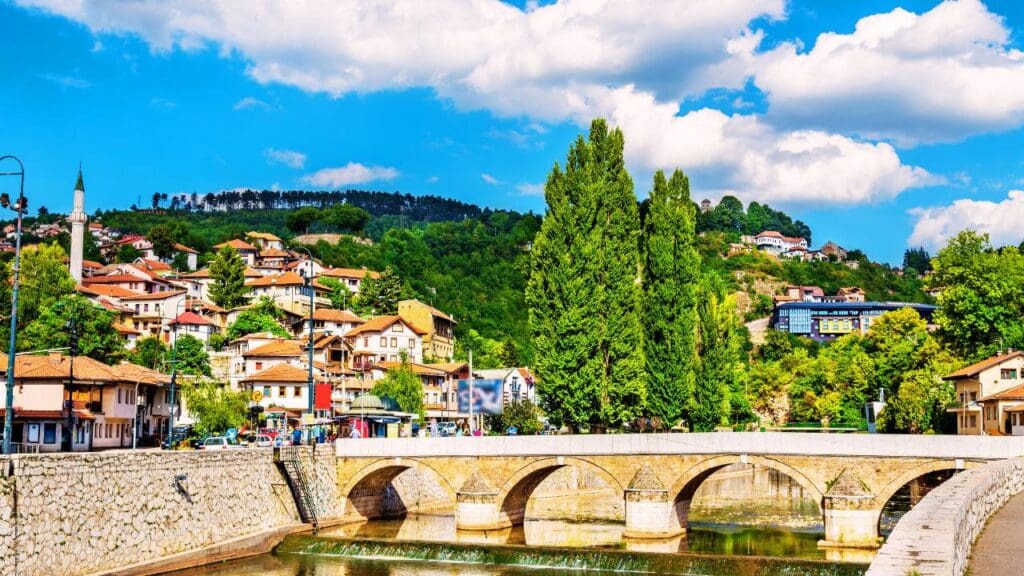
[208,246,249,309]
[527,119,646,430]
[690,275,742,431]
[642,170,700,428]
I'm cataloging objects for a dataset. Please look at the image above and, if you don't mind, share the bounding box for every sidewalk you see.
[968,491,1024,575]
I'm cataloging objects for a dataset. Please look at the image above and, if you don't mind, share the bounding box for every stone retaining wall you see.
[865,457,1024,576]
[0,446,341,576]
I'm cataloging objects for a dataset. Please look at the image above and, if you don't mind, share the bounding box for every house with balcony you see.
[945,350,1024,435]
[0,354,169,452]
[120,289,188,340]
[398,299,456,361]
[245,271,329,315]
[239,363,334,426]
[754,231,808,256]
[345,315,426,370]
[292,308,365,338]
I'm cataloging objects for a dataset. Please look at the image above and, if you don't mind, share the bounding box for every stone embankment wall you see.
[866,457,1024,576]
[0,445,340,576]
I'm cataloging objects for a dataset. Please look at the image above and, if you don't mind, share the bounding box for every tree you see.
[2,243,76,343]
[486,398,544,435]
[171,333,211,376]
[115,244,142,263]
[21,295,123,362]
[319,276,354,310]
[208,245,250,309]
[171,252,192,272]
[226,308,289,340]
[372,354,424,420]
[926,231,1024,360]
[147,224,177,260]
[357,266,403,315]
[322,204,370,233]
[183,380,249,437]
[130,337,169,370]
[690,277,744,431]
[286,207,320,234]
[642,169,701,428]
[902,247,931,275]
[526,119,646,430]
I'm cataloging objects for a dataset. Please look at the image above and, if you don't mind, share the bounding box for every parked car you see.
[199,436,241,451]
[437,421,458,436]
[251,434,273,448]
[162,425,195,450]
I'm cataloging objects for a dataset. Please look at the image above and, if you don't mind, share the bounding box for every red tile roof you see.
[214,239,258,252]
[345,315,427,337]
[319,267,381,280]
[240,363,310,383]
[171,311,214,326]
[980,383,1024,402]
[944,351,1023,380]
[245,340,304,357]
[247,271,327,290]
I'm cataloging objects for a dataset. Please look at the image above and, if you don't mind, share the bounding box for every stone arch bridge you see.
[335,433,1024,548]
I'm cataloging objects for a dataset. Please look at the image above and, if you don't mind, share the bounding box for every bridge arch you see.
[667,454,825,508]
[341,458,457,521]
[874,459,963,534]
[496,457,624,526]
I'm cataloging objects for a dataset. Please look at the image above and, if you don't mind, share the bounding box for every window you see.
[409,338,416,348]
[278,386,286,397]
[294,386,302,397]
[1001,369,1018,380]
[394,324,404,332]
[43,423,57,444]
[263,386,271,397]
[969,414,978,428]
[255,362,263,371]
[391,337,398,348]
[363,338,369,347]
[27,423,39,443]
[117,388,122,404]
[380,337,387,347]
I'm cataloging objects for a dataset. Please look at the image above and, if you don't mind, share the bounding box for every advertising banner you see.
[457,378,504,415]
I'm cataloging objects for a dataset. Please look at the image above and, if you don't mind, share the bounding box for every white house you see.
[169,311,219,345]
[754,231,808,256]
[345,315,426,370]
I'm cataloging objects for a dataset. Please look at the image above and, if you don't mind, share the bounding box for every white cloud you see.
[481,173,501,185]
[908,190,1024,250]
[263,147,306,169]
[19,0,940,204]
[150,97,177,108]
[301,162,399,187]
[426,176,440,184]
[516,182,544,196]
[40,73,91,88]
[751,0,1024,143]
[233,96,271,111]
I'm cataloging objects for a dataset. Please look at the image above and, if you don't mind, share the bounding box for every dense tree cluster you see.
[697,197,812,243]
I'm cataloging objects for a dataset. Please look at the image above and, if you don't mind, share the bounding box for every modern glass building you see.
[769,301,937,341]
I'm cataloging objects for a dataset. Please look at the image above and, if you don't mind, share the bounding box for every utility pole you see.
[468,349,474,433]
[1,155,26,455]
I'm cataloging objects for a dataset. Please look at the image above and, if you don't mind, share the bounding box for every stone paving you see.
[968,491,1024,576]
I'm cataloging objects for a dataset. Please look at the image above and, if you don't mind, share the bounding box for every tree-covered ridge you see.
[697,196,813,244]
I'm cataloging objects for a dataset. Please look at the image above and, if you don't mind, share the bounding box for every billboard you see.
[457,379,503,415]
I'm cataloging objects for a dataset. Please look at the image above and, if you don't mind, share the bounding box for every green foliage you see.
[226,306,289,340]
[486,398,544,435]
[171,333,211,376]
[927,230,1024,360]
[691,277,744,431]
[319,276,354,310]
[527,119,646,430]
[171,252,192,272]
[115,244,142,263]
[183,380,249,437]
[372,354,425,420]
[208,246,250,309]
[22,294,123,362]
[208,333,228,351]
[147,224,177,260]
[286,207,320,234]
[454,329,505,369]
[356,266,404,315]
[321,204,371,233]
[11,243,77,333]
[642,169,700,428]
[130,337,169,370]
[902,247,932,275]
[697,197,811,243]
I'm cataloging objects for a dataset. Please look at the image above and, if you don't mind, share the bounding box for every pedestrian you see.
[292,427,302,446]
[349,426,362,439]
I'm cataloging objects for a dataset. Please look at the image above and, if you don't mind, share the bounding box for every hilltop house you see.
[317,267,380,295]
[245,271,329,315]
[213,239,259,266]
[754,231,808,256]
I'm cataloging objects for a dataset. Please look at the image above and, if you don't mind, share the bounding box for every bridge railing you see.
[335,432,1024,460]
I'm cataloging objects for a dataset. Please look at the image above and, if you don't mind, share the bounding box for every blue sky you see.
[4,0,1024,263]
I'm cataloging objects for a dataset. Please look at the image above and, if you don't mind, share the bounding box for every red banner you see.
[314,383,333,411]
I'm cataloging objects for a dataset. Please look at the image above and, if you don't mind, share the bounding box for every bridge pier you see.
[819,470,883,549]
[623,464,685,539]
[455,472,511,531]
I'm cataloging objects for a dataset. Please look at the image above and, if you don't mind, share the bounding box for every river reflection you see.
[318,514,853,561]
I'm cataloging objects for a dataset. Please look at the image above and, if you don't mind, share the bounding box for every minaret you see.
[69,167,86,282]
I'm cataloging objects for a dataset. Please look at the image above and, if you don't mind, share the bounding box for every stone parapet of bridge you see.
[334,433,1024,549]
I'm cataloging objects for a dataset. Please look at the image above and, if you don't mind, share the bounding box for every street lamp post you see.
[165,298,187,448]
[1,155,27,455]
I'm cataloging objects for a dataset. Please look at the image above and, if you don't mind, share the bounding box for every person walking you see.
[292,427,302,446]
[349,426,362,439]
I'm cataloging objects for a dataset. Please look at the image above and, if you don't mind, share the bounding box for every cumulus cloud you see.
[263,147,306,169]
[908,191,1024,250]
[301,162,399,187]
[233,96,271,111]
[751,0,1024,143]
[18,0,943,203]
[481,173,501,185]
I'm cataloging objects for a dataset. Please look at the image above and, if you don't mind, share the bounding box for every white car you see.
[200,436,240,451]
[251,434,273,448]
